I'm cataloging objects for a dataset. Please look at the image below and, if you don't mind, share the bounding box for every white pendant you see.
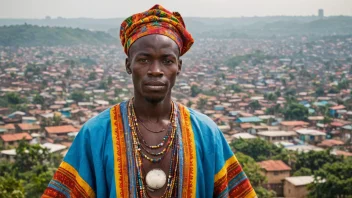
[145,169,167,190]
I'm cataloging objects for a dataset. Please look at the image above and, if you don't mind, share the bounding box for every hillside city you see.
[1,12,352,198]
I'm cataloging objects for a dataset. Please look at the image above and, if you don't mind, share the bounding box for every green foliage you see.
[5,92,25,105]
[191,85,201,97]
[337,79,349,90]
[308,161,352,198]
[0,24,117,46]
[231,138,283,161]
[226,51,274,68]
[33,94,44,105]
[0,141,62,197]
[226,84,242,93]
[197,98,208,110]
[249,100,261,110]
[0,173,25,198]
[114,88,123,97]
[98,80,108,90]
[328,86,339,94]
[88,72,97,81]
[14,141,50,173]
[283,103,308,121]
[293,150,344,173]
[236,152,276,198]
[264,92,277,101]
[107,75,113,85]
[315,87,325,97]
[293,167,313,176]
[70,90,88,103]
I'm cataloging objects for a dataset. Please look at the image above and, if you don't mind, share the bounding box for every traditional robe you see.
[43,101,257,198]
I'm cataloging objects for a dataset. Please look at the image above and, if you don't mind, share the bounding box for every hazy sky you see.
[1,0,351,18]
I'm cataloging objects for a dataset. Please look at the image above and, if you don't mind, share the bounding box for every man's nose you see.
[147,61,163,77]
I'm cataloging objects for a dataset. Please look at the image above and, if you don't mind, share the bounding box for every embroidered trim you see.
[178,104,197,198]
[214,156,257,198]
[42,161,95,198]
[111,104,129,198]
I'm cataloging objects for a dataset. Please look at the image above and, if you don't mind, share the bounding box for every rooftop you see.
[295,129,325,136]
[280,121,309,126]
[0,132,32,142]
[232,133,257,139]
[17,123,41,131]
[258,160,291,171]
[45,125,78,134]
[285,176,314,186]
[257,131,297,137]
[236,117,262,123]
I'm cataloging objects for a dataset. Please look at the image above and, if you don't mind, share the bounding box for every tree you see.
[98,81,108,90]
[249,100,261,111]
[308,161,352,198]
[197,98,208,110]
[315,87,325,97]
[108,75,113,85]
[88,72,97,81]
[64,69,72,78]
[33,94,44,105]
[236,152,276,198]
[293,150,343,173]
[5,92,23,105]
[191,85,201,97]
[52,114,62,126]
[283,103,308,121]
[231,138,283,161]
[0,173,25,198]
[293,167,313,176]
[70,91,87,103]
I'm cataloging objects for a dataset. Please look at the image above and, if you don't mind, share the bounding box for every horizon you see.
[1,0,351,19]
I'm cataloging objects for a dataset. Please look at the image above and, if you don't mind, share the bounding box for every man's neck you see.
[133,95,172,122]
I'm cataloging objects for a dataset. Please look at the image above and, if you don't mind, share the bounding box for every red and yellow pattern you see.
[120,4,194,56]
[42,161,95,198]
[110,104,130,198]
[179,104,197,198]
[213,156,257,198]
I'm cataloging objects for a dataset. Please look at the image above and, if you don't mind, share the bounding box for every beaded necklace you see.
[128,99,179,198]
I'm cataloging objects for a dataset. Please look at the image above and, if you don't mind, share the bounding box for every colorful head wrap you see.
[120,4,194,56]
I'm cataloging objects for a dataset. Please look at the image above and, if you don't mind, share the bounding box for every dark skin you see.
[125,34,182,197]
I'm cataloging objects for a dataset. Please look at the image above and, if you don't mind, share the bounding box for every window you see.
[274,171,279,175]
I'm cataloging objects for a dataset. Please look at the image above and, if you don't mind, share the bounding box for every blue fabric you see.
[57,102,241,197]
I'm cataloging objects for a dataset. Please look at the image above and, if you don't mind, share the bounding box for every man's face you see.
[126,34,182,104]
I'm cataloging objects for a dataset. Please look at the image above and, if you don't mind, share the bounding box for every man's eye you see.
[139,59,148,63]
[163,60,174,65]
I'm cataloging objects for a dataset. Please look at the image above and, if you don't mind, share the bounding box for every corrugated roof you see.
[280,121,309,126]
[258,160,291,171]
[285,176,314,186]
[0,132,32,142]
[236,117,262,123]
[18,123,40,131]
[45,125,78,134]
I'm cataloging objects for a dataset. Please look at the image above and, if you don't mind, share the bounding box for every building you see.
[258,160,292,196]
[295,129,326,144]
[284,176,314,198]
[318,9,324,19]
[45,125,78,138]
[0,132,32,147]
[16,123,41,134]
[280,121,309,131]
[257,131,297,143]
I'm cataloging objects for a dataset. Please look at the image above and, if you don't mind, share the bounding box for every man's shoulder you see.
[182,105,218,130]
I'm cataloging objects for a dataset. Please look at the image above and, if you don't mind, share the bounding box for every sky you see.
[0,0,351,18]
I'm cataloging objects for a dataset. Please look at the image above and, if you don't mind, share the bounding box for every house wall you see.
[264,170,291,184]
[284,181,309,198]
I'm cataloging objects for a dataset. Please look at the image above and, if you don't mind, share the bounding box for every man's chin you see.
[144,95,165,104]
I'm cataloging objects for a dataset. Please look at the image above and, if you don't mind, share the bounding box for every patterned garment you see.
[42,101,257,198]
[120,4,194,56]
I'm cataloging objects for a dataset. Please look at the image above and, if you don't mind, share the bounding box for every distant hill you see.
[0,24,118,46]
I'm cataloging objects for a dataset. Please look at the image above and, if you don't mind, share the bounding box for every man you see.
[43,5,256,198]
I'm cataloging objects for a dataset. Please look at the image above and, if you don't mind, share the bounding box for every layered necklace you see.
[128,99,179,198]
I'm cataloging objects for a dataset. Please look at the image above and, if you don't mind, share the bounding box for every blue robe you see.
[43,101,256,198]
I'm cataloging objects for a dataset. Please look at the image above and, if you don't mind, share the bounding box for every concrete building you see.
[284,176,314,198]
[258,160,292,196]
[318,9,324,19]
[257,131,297,143]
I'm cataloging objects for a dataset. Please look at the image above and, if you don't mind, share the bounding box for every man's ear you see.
[125,57,131,74]
[177,59,182,75]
